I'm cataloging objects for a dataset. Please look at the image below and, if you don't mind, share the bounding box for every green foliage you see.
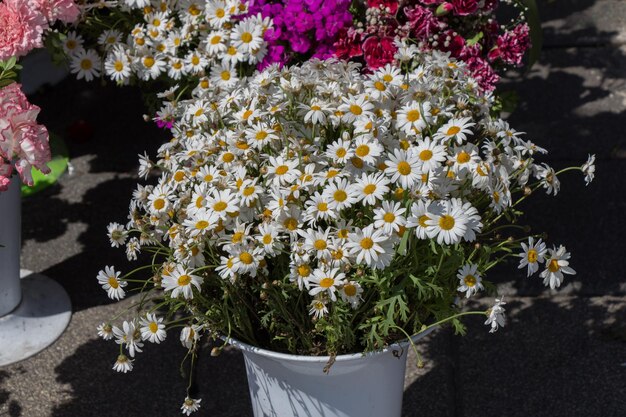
[0,57,22,87]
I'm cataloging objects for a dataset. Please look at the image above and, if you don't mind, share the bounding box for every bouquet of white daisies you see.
[96,47,594,412]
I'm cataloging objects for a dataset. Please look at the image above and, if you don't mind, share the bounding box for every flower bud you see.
[436,3,454,16]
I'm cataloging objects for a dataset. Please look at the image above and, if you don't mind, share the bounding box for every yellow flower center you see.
[464,275,477,287]
[344,283,357,297]
[66,40,77,49]
[298,264,311,277]
[222,152,234,163]
[178,274,191,286]
[548,259,560,273]
[284,217,298,231]
[418,215,429,228]
[80,59,93,70]
[438,215,455,231]
[211,35,221,45]
[336,148,347,158]
[143,56,155,68]
[173,61,182,70]
[355,145,370,158]
[319,277,334,288]
[241,32,253,43]
[152,18,161,26]
[220,71,231,81]
[275,165,289,175]
[213,201,227,211]
[363,184,376,195]
[406,109,420,122]
[149,322,158,333]
[195,220,209,230]
[333,190,347,202]
[232,232,243,243]
[397,161,411,175]
[527,249,538,263]
[338,229,349,239]
[360,237,374,249]
[457,151,470,164]
[374,81,386,91]
[227,46,237,55]
[383,212,395,223]
[447,126,461,136]
[317,202,328,212]
[153,198,165,210]
[351,157,364,169]
[114,61,124,72]
[255,131,268,141]
[243,186,256,197]
[419,149,433,161]
[262,235,272,245]
[239,252,253,265]
[200,79,209,89]
[314,239,327,250]
[108,277,119,289]
[350,104,363,115]
[382,74,393,82]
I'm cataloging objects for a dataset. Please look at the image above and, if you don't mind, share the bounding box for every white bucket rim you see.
[225,325,436,363]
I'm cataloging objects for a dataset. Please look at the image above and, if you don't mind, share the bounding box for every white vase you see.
[0,175,22,317]
[229,326,435,417]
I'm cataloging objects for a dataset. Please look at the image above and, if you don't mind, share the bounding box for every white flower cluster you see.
[103,50,569,322]
[65,0,270,83]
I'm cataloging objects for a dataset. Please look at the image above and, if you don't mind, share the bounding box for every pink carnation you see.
[451,0,479,16]
[35,0,80,24]
[334,27,364,60]
[0,0,48,61]
[405,5,442,39]
[0,83,51,187]
[362,36,397,70]
[488,23,531,67]
[466,56,499,91]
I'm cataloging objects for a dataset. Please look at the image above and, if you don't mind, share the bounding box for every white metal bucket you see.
[229,326,435,417]
[0,176,22,317]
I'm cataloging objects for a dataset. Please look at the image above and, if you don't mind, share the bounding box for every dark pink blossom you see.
[405,5,442,39]
[488,23,531,66]
[363,36,397,69]
[451,0,479,16]
[334,27,363,60]
[466,56,499,91]
[368,0,399,14]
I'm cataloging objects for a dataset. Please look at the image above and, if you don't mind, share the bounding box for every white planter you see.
[229,326,435,417]
[0,176,72,366]
[0,176,22,317]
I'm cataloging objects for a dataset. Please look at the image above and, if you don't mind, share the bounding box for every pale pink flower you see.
[0,83,51,188]
[34,0,80,24]
[0,0,48,61]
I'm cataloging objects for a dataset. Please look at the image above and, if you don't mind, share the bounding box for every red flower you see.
[363,35,397,70]
[451,0,479,16]
[334,27,363,60]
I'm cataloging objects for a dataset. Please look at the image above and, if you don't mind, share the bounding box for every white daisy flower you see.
[206,189,240,219]
[309,298,328,320]
[257,223,282,256]
[456,264,484,298]
[267,156,301,186]
[433,117,475,144]
[323,178,359,211]
[406,200,440,240]
[354,172,391,206]
[231,246,261,277]
[304,192,335,225]
[396,101,432,135]
[485,297,506,333]
[139,313,167,343]
[385,148,422,189]
[113,354,133,373]
[414,137,447,173]
[352,136,383,166]
[104,50,131,83]
[181,397,202,416]
[62,31,84,55]
[308,267,346,301]
[540,245,576,289]
[180,324,203,349]
[107,222,127,248]
[346,224,394,270]
[162,265,203,299]
[339,94,374,124]
[97,322,114,341]
[301,100,330,125]
[205,0,230,26]
[425,199,469,245]
[97,266,127,300]
[518,237,547,277]
[581,154,596,186]
[70,49,101,82]
[326,139,354,164]
[112,320,143,357]
[231,20,263,55]
[373,200,406,235]
[340,280,364,309]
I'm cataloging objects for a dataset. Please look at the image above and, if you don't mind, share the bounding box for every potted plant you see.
[94,44,594,416]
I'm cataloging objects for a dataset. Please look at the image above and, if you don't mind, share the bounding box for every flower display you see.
[0,82,51,190]
[96,47,593,412]
[334,0,532,91]
[246,0,353,69]
[60,0,273,90]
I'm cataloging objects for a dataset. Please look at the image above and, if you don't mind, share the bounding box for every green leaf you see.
[397,231,410,256]
[466,32,484,47]
[521,0,543,69]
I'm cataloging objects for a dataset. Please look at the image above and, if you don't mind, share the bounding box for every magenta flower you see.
[0,0,48,61]
[363,36,397,70]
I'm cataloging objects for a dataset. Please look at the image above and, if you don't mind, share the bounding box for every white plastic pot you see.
[228,326,435,417]
[0,175,22,317]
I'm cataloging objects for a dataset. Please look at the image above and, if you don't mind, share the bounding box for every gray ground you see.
[2,1,625,416]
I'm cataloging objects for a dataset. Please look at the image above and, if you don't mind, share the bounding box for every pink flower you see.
[35,0,80,24]
[466,56,499,91]
[405,5,442,39]
[488,23,531,67]
[0,83,51,187]
[0,0,48,61]
[362,35,397,70]
[439,30,466,58]
[0,157,14,192]
[367,0,399,14]
[334,27,363,60]
[451,0,479,16]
